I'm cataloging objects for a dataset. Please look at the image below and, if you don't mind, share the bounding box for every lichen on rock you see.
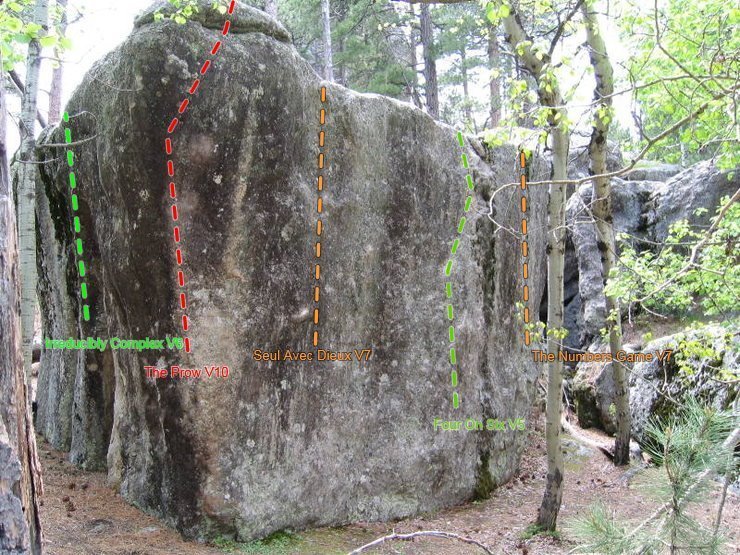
[34,0,549,541]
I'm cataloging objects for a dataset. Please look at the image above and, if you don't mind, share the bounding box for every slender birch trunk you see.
[48,0,68,124]
[18,0,49,385]
[581,2,631,465]
[500,8,569,530]
[538,126,568,530]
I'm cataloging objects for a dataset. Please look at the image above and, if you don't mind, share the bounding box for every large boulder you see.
[623,161,682,182]
[34,1,548,541]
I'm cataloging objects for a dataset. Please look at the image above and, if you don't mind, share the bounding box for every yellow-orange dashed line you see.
[520,152,530,346]
[312,87,328,347]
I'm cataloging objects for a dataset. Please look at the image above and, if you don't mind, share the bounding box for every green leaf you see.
[39,34,58,48]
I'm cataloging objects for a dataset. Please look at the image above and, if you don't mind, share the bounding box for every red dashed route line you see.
[164,0,235,354]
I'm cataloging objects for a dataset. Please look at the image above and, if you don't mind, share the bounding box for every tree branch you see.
[347,530,495,554]
[501,85,736,189]
[8,70,48,129]
[625,426,740,541]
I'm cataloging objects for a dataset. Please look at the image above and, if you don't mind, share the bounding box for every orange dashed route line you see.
[312,86,328,348]
[520,151,531,346]
[163,0,236,354]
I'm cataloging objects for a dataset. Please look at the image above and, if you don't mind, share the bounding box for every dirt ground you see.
[38,419,740,555]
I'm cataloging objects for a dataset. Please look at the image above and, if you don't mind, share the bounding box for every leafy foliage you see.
[606,198,740,317]
[0,0,70,70]
[617,0,739,168]
[155,0,228,24]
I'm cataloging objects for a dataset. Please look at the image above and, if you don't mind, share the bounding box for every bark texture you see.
[419,4,438,118]
[48,0,68,125]
[581,1,630,465]
[499,6,569,531]
[321,0,334,81]
[1,54,43,554]
[18,0,49,385]
[487,26,501,127]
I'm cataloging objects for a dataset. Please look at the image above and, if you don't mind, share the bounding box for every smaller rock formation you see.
[572,326,738,441]
[623,162,682,182]
[564,160,738,350]
[648,160,738,243]
[564,178,654,348]
[629,326,738,442]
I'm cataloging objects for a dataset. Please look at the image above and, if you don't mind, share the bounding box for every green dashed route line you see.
[445,130,476,409]
[63,112,90,322]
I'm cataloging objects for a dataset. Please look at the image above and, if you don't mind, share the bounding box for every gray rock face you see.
[564,179,654,348]
[564,160,738,350]
[629,327,738,442]
[649,160,738,243]
[34,1,548,540]
[623,162,682,182]
[571,341,617,433]
[572,326,739,441]
[0,430,30,555]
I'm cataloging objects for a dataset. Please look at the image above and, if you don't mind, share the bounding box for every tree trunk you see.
[537,125,568,531]
[0,51,44,555]
[419,4,438,118]
[18,0,49,386]
[460,47,475,132]
[48,0,68,124]
[487,24,501,127]
[499,7,569,531]
[264,0,277,19]
[321,0,334,81]
[407,4,423,109]
[581,2,630,466]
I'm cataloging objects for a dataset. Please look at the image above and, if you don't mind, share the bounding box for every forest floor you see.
[38,415,740,555]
